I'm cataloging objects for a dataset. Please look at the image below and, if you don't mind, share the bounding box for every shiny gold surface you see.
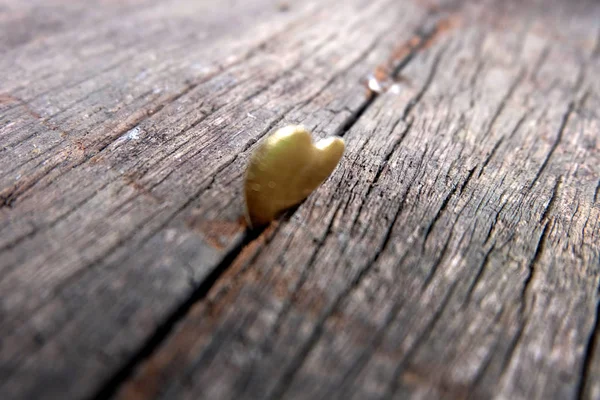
[244,125,345,227]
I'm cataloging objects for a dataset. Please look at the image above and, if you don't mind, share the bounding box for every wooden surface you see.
[1,0,599,399]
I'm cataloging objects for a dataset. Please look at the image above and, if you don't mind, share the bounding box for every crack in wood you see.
[482,69,526,141]
[576,277,600,400]
[383,282,459,399]
[0,178,116,253]
[87,226,267,400]
[0,4,334,209]
[498,318,526,379]
[483,194,508,245]
[531,45,551,84]
[265,193,409,400]
[348,39,447,236]
[520,221,549,317]
[350,119,414,235]
[0,153,247,341]
[263,143,427,399]
[422,182,460,248]
[478,111,527,179]
[491,222,552,387]
[540,175,562,223]
[459,165,477,195]
[401,44,447,120]
[422,214,460,288]
[232,197,349,397]
[462,244,495,307]
[332,293,406,399]
[528,102,574,190]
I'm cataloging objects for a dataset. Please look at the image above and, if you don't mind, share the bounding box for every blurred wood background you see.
[1,0,599,399]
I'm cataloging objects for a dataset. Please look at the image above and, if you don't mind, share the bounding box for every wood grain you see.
[1,0,599,399]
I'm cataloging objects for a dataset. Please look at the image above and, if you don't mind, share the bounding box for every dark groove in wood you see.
[521,222,549,313]
[88,227,266,400]
[482,69,526,139]
[577,278,600,400]
[266,152,424,399]
[383,282,459,400]
[422,182,460,248]
[462,244,495,306]
[529,102,574,190]
[540,176,562,223]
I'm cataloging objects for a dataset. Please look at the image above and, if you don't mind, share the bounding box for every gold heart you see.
[244,125,345,227]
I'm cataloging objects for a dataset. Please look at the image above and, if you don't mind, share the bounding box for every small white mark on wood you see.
[388,84,402,94]
[113,126,142,147]
[128,127,141,140]
[165,229,178,243]
[191,63,212,74]
[367,74,384,93]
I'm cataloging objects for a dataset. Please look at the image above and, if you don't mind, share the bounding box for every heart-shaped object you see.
[244,125,345,227]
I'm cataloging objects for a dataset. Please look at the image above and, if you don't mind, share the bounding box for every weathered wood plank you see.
[0,0,166,52]
[2,0,600,399]
[0,0,449,398]
[113,0,600,399]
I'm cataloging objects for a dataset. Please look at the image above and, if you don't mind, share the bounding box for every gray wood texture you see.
[1,0,599,399]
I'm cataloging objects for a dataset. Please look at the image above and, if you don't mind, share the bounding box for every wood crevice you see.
[528,102,574,190]
[577,278,600,400]
[87,226,267,400]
